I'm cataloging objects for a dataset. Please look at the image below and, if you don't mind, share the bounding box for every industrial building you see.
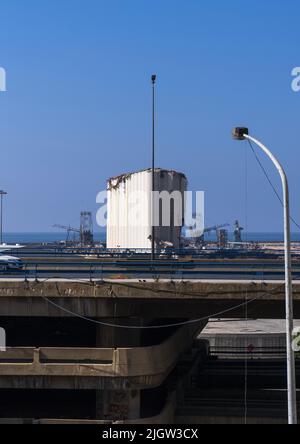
[107,169,187,250]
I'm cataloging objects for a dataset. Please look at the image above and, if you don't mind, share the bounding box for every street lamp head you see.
[151,74,157,85]
[0,191,7,196]
[232,127,249,141]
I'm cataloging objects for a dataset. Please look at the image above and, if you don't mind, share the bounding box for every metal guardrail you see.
[3,249,300,279]
[209,346,288,358]
[19,259,300,268]
[18,260,299,268]
[9,246,292,260]
[1,258,299,280]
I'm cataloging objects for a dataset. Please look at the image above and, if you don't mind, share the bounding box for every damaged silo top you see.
[107,168,187,191]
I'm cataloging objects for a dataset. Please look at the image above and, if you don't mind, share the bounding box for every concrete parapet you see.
[0,325,201,389]
[0,279,298,319]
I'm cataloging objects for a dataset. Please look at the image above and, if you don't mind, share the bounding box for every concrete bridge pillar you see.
[97,389,141,421]
[96,317,143,348]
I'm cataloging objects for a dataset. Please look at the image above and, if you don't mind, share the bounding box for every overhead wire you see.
[21,274,297,330]
[247,139,300,231]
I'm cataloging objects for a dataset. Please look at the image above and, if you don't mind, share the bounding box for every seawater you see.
[2,232,300,244]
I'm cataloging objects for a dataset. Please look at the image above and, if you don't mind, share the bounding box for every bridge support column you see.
[96,317,143,348]
[97,389,141,421]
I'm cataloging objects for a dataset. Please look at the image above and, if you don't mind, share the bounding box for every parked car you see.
[0,256,24,271]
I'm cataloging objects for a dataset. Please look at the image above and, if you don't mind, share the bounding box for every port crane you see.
[185,222,230,247]
[198,223,230,247]
[54,212,94,246]
[204,223,230,236]
[234,220,244,243]
[53,225,80,245]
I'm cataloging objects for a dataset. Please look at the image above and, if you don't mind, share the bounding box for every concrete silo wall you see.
[107,169,187,250]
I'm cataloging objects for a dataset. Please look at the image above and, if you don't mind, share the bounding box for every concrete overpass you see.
[0,278,299,319]
[0,278,299,423]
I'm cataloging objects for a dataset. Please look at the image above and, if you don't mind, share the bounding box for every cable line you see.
[248,139,300,230]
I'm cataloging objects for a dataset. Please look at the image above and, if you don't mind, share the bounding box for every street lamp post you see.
[0,191,7,245]
[232,127,297,425]
[151,75,156,262]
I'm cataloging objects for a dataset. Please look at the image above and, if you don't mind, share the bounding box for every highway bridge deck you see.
[0,279,299,319]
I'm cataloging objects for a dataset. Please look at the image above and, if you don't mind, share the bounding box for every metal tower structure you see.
[53,225,80,245]
[80,212,94,246]
[217,229,229,249]
[234,220,244,243]
[186,223,230,247]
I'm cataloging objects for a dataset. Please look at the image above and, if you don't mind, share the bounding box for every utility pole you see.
[151,74,156,262]
[232,127,297,425]
[0,191,7,245]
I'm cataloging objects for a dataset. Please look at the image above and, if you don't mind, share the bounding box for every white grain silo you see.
[107,169,187,250]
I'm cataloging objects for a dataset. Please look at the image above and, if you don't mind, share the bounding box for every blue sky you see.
[0,0,299,232]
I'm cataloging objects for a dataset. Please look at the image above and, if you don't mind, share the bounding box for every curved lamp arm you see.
[232,127,297,425]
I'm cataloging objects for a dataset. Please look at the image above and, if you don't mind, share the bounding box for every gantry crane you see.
[53,224,80,245]
[53,211,94,247]
[234,220,244,243]
[185,222,230,247]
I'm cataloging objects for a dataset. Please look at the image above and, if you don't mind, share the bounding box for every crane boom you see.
[53,224,81,233]
[204,223,230,234]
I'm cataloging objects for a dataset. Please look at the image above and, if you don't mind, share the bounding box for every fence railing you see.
[209,346,288,358]
[10,246,288,260]
[0,258,297,280]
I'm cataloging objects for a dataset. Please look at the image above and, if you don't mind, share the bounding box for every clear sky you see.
[0,0,299,233]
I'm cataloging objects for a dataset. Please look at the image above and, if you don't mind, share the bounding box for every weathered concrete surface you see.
[1,279,299,299]
[175,415,287,425]
[0,393,176,424]
[0,279,297,422]
[0,325,201,390]
[202,318,300,335]
[37,393,177,424]
[0,279,299,319]
[199,319,300,359]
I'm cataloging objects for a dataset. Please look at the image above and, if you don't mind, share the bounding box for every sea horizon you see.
[1,232,300,244]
